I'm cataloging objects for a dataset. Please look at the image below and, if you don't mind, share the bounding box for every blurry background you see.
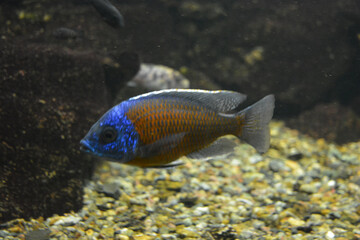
[0,0,359,222]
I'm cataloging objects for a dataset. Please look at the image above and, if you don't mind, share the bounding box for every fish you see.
[80,89,275,168]
[90,0,124,28]
[127,64,190,91]
[52,27,82,39]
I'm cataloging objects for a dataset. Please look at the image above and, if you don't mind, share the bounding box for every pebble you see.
[300,183,319,194]
[269,159,287,172]
[249,154,263,164]
[97,182,121,199]
[193,206,210,216]
[24,229,51,240]
[53,216,81,226]
[1,121,359,239]
[326,230,335,239]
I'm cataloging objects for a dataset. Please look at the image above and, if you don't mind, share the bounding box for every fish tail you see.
[236,95,275,153]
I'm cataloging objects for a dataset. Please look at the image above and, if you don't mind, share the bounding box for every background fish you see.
[90,0,124,28]
[127,64,190,91]
[80,89,275,168]
[52,27,82,39]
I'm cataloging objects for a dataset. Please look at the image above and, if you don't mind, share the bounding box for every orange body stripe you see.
[125,98,244,167]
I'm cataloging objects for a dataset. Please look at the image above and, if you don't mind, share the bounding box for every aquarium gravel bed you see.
[1,121,360,239]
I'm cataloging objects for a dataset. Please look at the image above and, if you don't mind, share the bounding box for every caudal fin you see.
[238,95,275,153]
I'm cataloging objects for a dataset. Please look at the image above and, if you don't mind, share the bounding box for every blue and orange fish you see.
[80,89,275,168]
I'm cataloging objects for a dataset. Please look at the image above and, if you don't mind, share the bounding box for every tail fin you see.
[238,95,275,153]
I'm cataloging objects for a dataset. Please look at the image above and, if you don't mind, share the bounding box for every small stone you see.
[161,233,177,240]
[54,216,81,226]
[287,152,303,160]
[252,219,265,229]
[25,229,51,240]
[269,159,286,172]
[97,183,121,199]
[132,234,153,240]
[327,180,336,188]
[177,228,200,238]
[86,229,94,237]
[287,217,305,227]
[176,217,193,226]
[100,227,115,238]
[159,226,170,234]
[326,231,335,239]
[230,159,242,166]
[129,197,147,206]
[300,183,319,194]
[249,154,263,164]
[239,230,257,238]
[243,172,265,183]
[230,213,242,224]
[0,230,12,238]
[179,196,197,208]
[328,212,341,220]
[193,206,210,216]
[275,201,287,212]
[198,182,211,191]
[116,235,130,240]
[7,225,23,233]
[115,228,133,237]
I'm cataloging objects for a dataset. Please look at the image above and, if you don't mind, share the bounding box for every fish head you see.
[80,104,138,163]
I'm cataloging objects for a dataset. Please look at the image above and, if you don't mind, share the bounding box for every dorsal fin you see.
[129,89,247,112]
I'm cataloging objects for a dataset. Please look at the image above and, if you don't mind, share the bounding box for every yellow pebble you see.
[132,235,153,240]
[18,11,25,19]
[285,160,300,170]
[43,14,51,22]
[86,229,94,236]
[8,225,23,233]
[116,235,130,240]
[287,217,305,227]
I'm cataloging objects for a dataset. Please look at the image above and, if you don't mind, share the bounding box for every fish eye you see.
[100,126,117,144]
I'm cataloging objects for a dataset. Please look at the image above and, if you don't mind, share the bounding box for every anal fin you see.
[187,137,237,161]
[145,159,184,169]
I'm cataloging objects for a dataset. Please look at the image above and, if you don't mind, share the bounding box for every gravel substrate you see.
[1,121,360,239]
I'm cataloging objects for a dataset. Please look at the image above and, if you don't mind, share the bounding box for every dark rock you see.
[25,229,51,240]
[179,0,360,116]
[52,27,82,40]
[328,212,341,220]
[103,51,140,101]
[3,0,359,121]
[269,159,286,172]
[179,196,198,208]
[295,193,310,202]
[287,152,303,161]
[182,68,221,90]
[0,43,109,223]
[96,183,121,199]
[286,102,360,144]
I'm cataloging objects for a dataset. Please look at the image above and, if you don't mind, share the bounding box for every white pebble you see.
[327,180,336,188]
[54,216,81,226]
[193,206,210,216]
[326,231,335,239]
[249,154,263,164]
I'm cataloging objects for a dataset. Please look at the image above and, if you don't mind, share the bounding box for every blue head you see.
[80,103,139,162]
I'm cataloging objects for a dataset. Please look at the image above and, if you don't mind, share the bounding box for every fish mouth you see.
[80,139,94,153]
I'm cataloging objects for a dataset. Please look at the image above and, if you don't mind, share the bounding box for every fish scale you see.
[124,97,241,167]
